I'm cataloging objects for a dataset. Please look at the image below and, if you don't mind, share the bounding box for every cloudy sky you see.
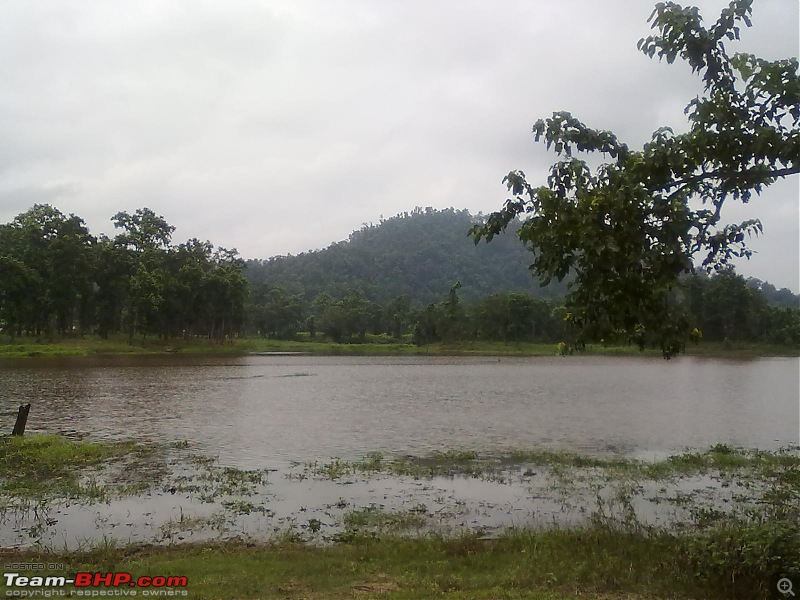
[1,1,798,290]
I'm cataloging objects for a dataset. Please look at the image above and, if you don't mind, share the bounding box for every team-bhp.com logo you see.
[4,571,189,597]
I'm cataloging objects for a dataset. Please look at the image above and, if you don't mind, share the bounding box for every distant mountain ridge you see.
[244,207,568,305]
[244,206,800,309]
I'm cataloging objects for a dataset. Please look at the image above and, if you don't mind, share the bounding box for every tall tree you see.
[473,292,554,342]
[93,235,132,339]
[112,208,175,343]
[472,0,798,357]
[169,238,215,339]
[0,251,40,342]
[247,285,303,339]
[205,247,248,343]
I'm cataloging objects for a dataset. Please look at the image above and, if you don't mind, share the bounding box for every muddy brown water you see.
[0,354,797,548]
[1,354,797,466]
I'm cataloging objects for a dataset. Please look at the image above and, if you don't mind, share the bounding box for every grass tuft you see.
[0,434,138,500]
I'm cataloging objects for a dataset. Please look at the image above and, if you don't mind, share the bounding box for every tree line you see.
[1,204,797,349]
[248,271,799,348]
[0,205,247,343]
[246,283,569,345]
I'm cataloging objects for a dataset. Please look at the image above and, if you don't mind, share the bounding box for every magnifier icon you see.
[778,577,796,597]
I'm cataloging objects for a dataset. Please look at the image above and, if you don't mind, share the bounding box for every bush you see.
[684,520,800,599]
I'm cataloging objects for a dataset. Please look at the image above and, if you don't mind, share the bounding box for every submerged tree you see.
[472,0,798,357]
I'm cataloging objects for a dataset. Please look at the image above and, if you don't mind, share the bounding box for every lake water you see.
[0,353,798,547]
[1,354,797,468]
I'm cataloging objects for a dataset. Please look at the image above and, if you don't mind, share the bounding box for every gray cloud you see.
[0,0,797,290]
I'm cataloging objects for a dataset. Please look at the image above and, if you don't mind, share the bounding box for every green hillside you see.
[244,207,567,306]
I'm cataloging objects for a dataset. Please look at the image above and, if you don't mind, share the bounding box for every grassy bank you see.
[1,523,797,599]
[0,434,143,501]
[1,334,797,358]
[0,335,246,358]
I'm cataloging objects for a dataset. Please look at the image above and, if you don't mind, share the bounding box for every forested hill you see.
[244,208,568,306]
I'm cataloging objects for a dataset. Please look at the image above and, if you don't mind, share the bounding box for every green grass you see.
[1,523,796,599]
[2,334,797,358]
[0,335,235,357]
[0,434,142,500]
[171,460,268,503]
[299,445,800,481]
[340,505,428,535]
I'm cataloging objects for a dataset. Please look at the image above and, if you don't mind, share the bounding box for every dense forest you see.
[0,204,798,349]
[0,205,247,343]
[244,207,569,305]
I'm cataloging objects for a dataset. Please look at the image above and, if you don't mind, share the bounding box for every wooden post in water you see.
[11,403,31,436]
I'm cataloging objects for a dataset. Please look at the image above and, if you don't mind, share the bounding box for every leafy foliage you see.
[0,205,247,343]
[471,0,799,357]
[688,269,800,345]
[0,205,95,341]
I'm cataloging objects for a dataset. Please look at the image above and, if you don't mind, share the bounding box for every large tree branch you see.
[660,163,799,196]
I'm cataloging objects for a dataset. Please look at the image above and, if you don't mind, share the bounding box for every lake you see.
[1,354,797,468]
[0,353,798,547]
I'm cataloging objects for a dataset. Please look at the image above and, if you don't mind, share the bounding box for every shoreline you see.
[0,436,797,599]
[1,336,797,359]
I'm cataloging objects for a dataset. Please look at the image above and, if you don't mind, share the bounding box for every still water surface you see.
[0,355,797,468]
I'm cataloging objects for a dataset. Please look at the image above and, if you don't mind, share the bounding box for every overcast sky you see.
[1,1,798,290]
